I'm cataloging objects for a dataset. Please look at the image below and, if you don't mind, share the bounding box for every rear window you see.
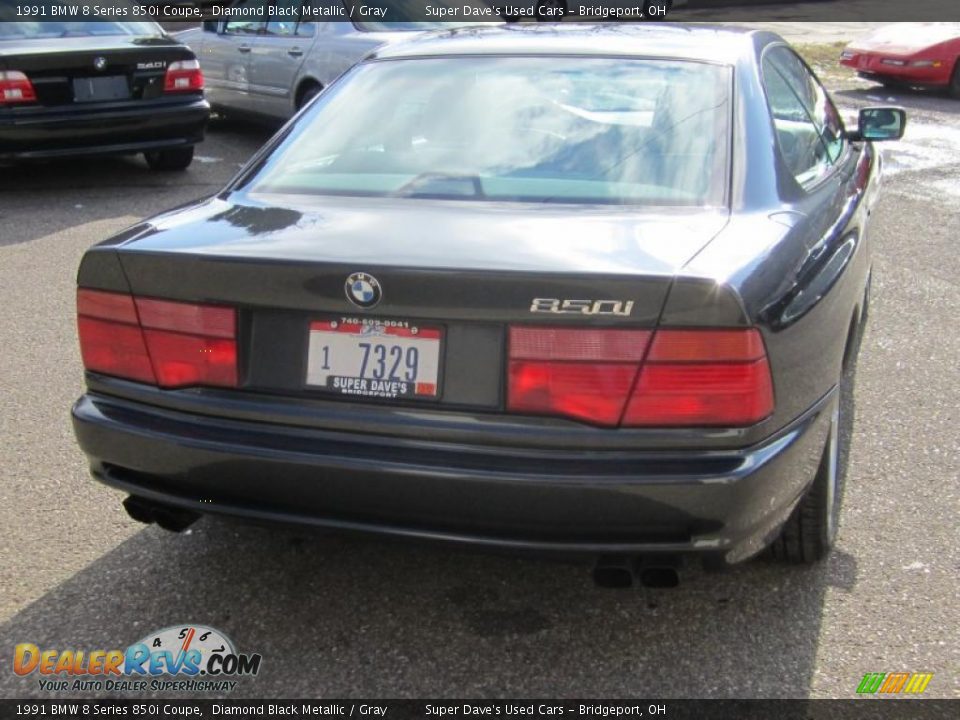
[245,56,732,207]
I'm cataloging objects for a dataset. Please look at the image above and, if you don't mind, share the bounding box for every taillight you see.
[0,71,37,104]
[623,327,774,426]
[77,289,237,389]
[508,327,652,426]
[164,59,204,93]
[77,290,156,384]
[507,326,773,428]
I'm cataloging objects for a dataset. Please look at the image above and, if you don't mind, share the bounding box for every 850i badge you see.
[530,298,635,316]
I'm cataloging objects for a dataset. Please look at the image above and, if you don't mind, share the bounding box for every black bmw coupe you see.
[71,24,905,584]
[0,16,208,169]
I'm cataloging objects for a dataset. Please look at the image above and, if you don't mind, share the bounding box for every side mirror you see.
[852,107,906,142]
[202,21,221,33]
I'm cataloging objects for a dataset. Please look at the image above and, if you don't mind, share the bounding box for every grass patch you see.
[793,42,848,73]
[795,41,866,89]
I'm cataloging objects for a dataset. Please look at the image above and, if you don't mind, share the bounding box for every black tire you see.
[949,60,960,99]
[768,323,861,564]
[879,78,906,90]
[296,82,321,111]
[144,146,194,171]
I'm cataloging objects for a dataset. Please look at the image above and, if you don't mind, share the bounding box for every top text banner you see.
[1,1,958,23]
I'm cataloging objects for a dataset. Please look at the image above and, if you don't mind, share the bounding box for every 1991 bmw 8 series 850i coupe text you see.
[71,24,905,582]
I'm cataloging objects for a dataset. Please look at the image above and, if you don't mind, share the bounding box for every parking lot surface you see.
[1,59,958,697]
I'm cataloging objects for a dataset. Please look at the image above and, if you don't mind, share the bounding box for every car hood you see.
[849,22,960,54]
[114,194,730,277]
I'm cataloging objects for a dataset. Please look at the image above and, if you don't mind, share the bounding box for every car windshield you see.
[245,56,731,207]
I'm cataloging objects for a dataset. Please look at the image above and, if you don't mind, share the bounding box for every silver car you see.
[177,0,491,120]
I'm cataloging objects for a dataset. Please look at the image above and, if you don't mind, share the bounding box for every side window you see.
[762,46,846,187]
[225,0,268,35]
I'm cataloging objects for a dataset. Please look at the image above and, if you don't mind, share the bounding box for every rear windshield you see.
[0,22,159,40]
[246,56,732,207]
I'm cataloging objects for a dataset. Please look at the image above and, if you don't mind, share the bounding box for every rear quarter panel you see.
[681,35,877,434]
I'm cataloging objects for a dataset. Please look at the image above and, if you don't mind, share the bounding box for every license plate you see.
[306,320,442,399]
[73,76,130,103]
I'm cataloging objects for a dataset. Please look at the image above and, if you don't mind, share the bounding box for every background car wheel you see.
[296,82,322,112]
[768,320,861,564]
[950,60,960,99]
[879,78,907,90]
[144,146,194,172]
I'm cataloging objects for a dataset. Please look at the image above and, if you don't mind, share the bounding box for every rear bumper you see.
[0,97,209,159]
[72,388,834,563]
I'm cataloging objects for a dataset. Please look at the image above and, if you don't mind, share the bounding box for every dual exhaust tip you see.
[593,555,681,589]
[123,495,199,533]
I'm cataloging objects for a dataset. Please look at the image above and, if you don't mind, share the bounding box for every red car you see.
[840,22,960,97]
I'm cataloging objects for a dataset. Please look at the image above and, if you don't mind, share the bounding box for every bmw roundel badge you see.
[345,272,382,309]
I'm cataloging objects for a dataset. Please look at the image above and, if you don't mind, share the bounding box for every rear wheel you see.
[769,325,860,563]
[144,146,194,171]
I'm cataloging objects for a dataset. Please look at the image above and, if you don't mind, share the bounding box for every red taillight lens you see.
[507,327,652,426]
[507,326,774,428]
[163,59,204,93]
[623,360,774,427]
[141,330,237,388]
[77,314,157,384]
[0,71,37,104]
[645,329,766,362]
[77,289,237,389]
[624,329,773,427]
[509,361,638,426]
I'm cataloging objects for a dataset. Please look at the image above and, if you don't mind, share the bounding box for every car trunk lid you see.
[94,194,730,412]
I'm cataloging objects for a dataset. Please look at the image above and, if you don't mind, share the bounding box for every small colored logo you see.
[93,56,107,72]
[12,624,261,693]
[856,672,933,695]
[345,272,382,309]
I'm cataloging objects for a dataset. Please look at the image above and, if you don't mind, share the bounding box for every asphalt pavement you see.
[0,55,958,699]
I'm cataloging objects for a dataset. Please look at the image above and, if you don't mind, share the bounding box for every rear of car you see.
[70,27,882,573]
[0,19,209,167]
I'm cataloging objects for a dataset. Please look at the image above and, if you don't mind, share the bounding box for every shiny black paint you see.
[72,25,880,561]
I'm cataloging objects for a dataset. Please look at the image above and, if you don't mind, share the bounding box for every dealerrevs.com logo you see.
[13,624,261,693]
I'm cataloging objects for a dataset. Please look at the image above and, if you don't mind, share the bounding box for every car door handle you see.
[237,45,251,53]
[287,48,304,57]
